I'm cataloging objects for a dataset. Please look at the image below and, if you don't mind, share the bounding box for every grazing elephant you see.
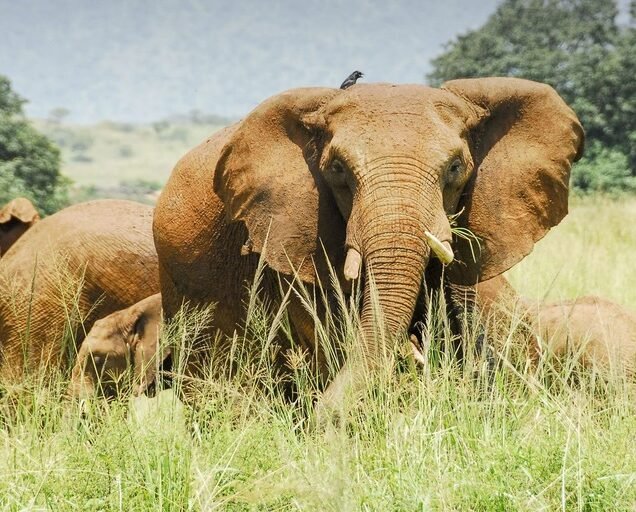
[153,78,584,413]
[0,197,39,257]
[0,200,159,385]
[68,294,163,398]
[536,297,636,373]
[473,276,636,373]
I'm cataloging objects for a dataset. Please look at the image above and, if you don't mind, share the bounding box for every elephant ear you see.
[130,294,166,396]
[442,77,584,285]
[0,197,39,225]
[213,87,343,283]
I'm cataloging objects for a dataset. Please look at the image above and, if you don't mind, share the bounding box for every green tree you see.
[0,75,69,213]
[428,0,636,192]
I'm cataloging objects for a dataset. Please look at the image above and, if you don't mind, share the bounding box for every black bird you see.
[340,70,364,89]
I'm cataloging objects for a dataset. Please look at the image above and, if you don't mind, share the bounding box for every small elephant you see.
[0,197,39,257]
[0,199,159,385]
[68,294,164,398]
[154,78,584,412]
[473,276,636,373]
[536,296,636,373]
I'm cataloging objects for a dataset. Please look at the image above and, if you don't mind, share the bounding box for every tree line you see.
[428,0,636,193]
[1,0,634,214]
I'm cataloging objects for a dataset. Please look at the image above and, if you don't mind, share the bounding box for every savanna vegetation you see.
[0,196,635,510]
[1,0,635,510]
[0,76,68,214]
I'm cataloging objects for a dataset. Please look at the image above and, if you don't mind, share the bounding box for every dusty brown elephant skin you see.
[474,277,636,373]
[153,78,584,413]
[68,293,163,398]
[0,200,159,385]
[0,197,39,257]
[536,297,636,373]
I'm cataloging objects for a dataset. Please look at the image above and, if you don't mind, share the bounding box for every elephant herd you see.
[1,77,635,415]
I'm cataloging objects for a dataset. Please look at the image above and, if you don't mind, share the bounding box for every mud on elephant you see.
[0,200,159,387]
[153,78,584,415]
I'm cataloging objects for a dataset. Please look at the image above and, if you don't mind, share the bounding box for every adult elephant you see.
[0,197,39,257]
[0,200,159,385]
[153,78,584,414]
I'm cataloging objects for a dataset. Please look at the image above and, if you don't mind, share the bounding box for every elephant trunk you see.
[349,166,451,369]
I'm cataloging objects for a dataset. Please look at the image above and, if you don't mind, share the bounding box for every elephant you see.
[68,293,163,398]
[472,276,636,373]
[153,78,584,414]
[0,199,159,386]
[0,197,39,257]
[535,296,636,373]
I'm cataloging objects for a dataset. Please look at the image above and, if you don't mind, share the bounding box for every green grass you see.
[1,196,635,511]
[508,195,636,309]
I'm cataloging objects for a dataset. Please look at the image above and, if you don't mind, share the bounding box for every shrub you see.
[571,142,636,194]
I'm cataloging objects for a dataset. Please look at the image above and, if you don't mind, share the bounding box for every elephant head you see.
[213,78,583,400]
[68,294,164,398]
[0,197,39,256]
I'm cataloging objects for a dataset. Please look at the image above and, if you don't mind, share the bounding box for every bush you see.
[119,145,134,158]
[69,133,93,152]
[571,142,636,194]
[0,75,69,214]
[71,153,92,163]
[69,179,162,205]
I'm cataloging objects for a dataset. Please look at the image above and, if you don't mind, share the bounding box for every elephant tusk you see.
[410,335,427,367]
[344,247,362,281]
[424,231,454,265]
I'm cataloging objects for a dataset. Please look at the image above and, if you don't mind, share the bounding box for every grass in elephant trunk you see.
[1,196,636,510]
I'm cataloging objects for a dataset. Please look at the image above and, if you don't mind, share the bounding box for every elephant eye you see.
[446,158,464,181]
[331,158,345,174]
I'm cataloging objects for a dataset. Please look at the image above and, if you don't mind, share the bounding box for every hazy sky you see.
[0,0,517,122]
[0,0,512,121]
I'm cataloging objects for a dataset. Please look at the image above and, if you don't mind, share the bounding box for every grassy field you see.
[34,119,225,188]
[1,187,635,508]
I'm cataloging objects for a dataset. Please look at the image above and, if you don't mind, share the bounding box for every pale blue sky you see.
[0,0,629,122]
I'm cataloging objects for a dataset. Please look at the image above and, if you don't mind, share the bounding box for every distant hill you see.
[35,118,225,202]
[2,0,500,122]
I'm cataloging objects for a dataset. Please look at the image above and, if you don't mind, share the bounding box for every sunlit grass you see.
[508,195,636,309]
[0,196,635,510]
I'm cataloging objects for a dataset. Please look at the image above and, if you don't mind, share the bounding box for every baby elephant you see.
[536,296,636,373]
[475,277,636,373]
[68,294,165,398]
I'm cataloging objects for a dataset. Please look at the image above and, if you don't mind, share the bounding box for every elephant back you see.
[0,199,159,382]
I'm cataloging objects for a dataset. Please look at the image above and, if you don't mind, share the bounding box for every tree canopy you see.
[428,0,636,193]
[0,75,68,214]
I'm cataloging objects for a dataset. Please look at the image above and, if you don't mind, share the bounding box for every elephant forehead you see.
[328,83,463,116]
[88,315,130,340]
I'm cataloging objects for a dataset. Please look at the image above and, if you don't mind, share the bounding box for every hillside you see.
[35,118,226,202]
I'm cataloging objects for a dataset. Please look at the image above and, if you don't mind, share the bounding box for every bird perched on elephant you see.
[340,70,363,89]
[68,294,164,398]
[0,197,39,257]
[0,200,159,386]
[153,78,584,416]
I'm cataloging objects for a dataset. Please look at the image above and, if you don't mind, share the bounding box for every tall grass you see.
[1,196,635,511]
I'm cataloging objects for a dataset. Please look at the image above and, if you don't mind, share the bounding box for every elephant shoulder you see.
[165,124,239,189]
